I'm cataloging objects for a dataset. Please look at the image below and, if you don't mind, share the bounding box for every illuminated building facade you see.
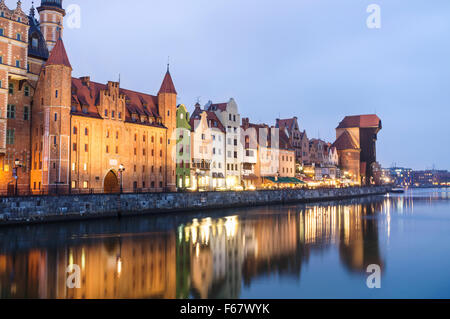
[333,115,382,185]
[206,98,242,189]
[176,104,191,190]
[0,0,178,195]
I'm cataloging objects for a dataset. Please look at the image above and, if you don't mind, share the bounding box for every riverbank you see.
[0,186,389,226]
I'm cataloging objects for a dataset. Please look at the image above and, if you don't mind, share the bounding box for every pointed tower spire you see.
[29,1,35,17]
[158,68,177,95]
[46,38,72,69]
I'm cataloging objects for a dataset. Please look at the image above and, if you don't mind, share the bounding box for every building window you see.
[85,144,88,152]
[83,181,88,189]
[16,60,20,68]
[85,128,89,136]
[54,113,58,121]
[73,143,77,151]
[72,181,77,189]
[24,86,30,96]
[118,112,122,119]
[73,127,77,135]
[9,83,14,94]
[115,146,119,154]
[106,146,109,153]
[112,111,115,118]
[7,105,15,119]
[6,129,14,145]
[32,37,38,48]
[55,90,58,98]
[16,33,21,41]
[0,29,3,36]
[104,109,108,117]
[23,106,30,120]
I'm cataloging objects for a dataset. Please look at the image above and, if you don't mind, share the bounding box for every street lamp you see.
[13,159,23,196]
[118,164,125,194]
[196,169,201,191]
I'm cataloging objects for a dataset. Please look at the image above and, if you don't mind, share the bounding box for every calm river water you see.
[1,188,450,299]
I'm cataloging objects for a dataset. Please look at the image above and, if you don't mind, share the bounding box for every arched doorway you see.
[104,170,120,194]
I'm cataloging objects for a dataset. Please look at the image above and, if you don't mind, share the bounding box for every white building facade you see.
[206,99,243,190]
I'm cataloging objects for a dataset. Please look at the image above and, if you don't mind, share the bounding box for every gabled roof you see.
[279,129,293,150]
[158,70,177,94]
[332,131,359,151]
[206,103,228,112]
[205,111,226,133]
[46,38,72,68]
[189,104,225,133]
[71,77,164,128]
[337,114,381,129]
[276,118,298,132]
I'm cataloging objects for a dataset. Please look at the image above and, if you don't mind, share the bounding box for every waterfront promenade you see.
[0,186,389,226]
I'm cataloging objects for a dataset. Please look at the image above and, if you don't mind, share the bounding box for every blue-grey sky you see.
[16,0,450,170]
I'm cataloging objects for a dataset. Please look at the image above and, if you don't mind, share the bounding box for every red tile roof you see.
[276,118,297,131]
[71,77,163,127]
[332,131,359,150]
[207,103,228,112]
[46,38,72,68]
[158,71,177,95]
[337,115,381,129]
[205,111,226,133]
[189,105,226,133]
[279,129,293,150]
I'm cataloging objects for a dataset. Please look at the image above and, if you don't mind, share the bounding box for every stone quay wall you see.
[0,186,389,226]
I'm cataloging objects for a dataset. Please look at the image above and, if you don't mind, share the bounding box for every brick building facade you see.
[0,1,177,195]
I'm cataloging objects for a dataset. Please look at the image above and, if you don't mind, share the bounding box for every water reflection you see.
[1,189,448,299]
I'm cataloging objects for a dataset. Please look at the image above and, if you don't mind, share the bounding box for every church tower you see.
[31,38,72,194]
[158,67,177,192]
[37,0,65,51]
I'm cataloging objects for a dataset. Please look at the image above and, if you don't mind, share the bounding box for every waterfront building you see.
[412,170,450,187]
[0,0,178,195]
[176,104,191,190]
[276,117,302,164]
[279,129,296,177]
[189,108,212,191]
[298,131,310,167]
[191,103,226,190]
[206,99,242,190]
[0,1,40,195]
[309,138,328,167]
[333,115,382,185]
[386,167,413,186]
[241,118,258,190]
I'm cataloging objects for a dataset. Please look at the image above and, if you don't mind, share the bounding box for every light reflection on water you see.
[1,188,450,299]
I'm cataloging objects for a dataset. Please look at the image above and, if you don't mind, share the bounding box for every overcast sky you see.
[15,0,450,170]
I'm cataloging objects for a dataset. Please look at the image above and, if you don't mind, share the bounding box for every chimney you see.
[242,117,249,127]
[80,76,90,87]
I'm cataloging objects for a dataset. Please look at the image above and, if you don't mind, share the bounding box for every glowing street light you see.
[118,164,125,193]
